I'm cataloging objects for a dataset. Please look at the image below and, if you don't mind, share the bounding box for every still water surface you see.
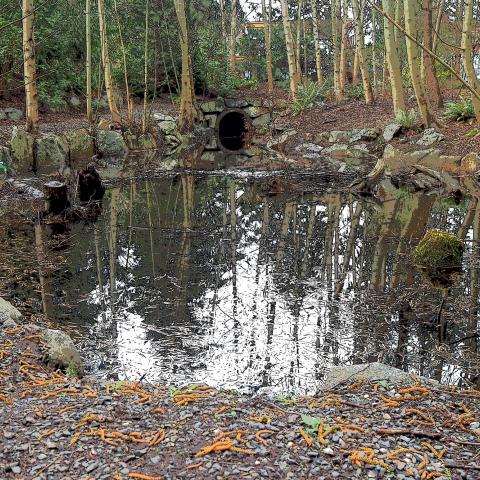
[2,173,480,393]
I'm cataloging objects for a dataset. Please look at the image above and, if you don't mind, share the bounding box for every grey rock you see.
[225,98,249,108]
[266,130,297,148]
[328,130,351,143]
[416,128,445,146]
[4,108,23,122]
[252,113,271,128]
[321,362,438,391]
[383,123,402,141]
[158,120,177,136]
[95,130,128,160]
[152,113,175,122]
[201,98,225,113]
[349,128,380,142]
[201,150,226,164]
[64,129,95,162]
[11,466,21,474]
[244,106,263,118]
[125,133,157,151]
[0,298,22,324]
[26,324,84,376]
[461,152,479,173]
[35,135,69,171]
[295,143,323,155]
[69,96,81,107]
[10,126,34,173]
[204,114,217,129]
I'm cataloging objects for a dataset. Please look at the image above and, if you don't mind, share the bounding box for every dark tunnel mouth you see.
[216,109,249,153]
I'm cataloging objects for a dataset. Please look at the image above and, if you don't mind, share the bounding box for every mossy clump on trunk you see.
[413,229,464,268]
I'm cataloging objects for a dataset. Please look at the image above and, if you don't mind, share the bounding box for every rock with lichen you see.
[413,229,464,268]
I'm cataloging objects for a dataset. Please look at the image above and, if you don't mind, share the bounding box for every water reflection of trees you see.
[1,177,479,391]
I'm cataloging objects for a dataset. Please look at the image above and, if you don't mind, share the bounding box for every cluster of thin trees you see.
[15,0,480,133]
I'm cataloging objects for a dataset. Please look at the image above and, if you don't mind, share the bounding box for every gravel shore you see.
[1,323,479,479]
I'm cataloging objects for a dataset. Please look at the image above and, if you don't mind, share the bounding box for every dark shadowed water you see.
[2,173,480,394]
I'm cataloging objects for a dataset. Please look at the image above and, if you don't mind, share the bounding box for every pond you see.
[1,172,479,394]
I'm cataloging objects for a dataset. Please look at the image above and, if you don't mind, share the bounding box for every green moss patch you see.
[413,228,464,268]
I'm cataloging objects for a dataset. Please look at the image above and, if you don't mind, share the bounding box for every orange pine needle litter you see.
[195,438,255,457]
[421,442,445,459]
[128,473,162,480]
[299,428,313,446]
[255,429,271,446]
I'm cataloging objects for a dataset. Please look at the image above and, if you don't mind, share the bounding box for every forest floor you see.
[1,322,480,479]
[283,97,480,160]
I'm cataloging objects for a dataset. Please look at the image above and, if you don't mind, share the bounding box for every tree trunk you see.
[98,0,121,124]
[142,0,149,133]
[295,0,303,85]
[372,4,378,96]
[280,0,299,97]
[311,0,323,84]
[262,0,274,94]
[394,0,403,42]
[86,0,92,124]
[352,0,374,103]
[174,0,196,129]
[339,17,348,93]
[382,0,406,114]
[404,0,435,126]
[219,0,227,49]
[422,0,443,108]
[462,0,480,123]
[432,0,445,53]
[352,47,359,86]
[22,0,39,133]
[332,0,343,100]
[230,0,237,72]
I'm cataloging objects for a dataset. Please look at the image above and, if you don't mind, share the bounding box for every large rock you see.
[200,98,225,113]
[383,145,460,172]
[225,98,249,108]
[295,143,324,156]
[95,130,128,159]
[125,133,157,151]
[460,152,479,173]
[35,135,69,172]
[383,122,402,142]
[3,108,23,122]
[42,328,84,375]
[64,129,95,163]
[10,126,34,173]
[413,229,464,268]
[0,298,22,325]
[267,129,297,148]
[252,113,271,128]
[244,106,263,118]
[322,362,437,391]
[152,112,175,122]
[158,120,178,136]
[416,128,445,146]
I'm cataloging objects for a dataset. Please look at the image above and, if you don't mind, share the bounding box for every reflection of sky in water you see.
[14,175,479,394]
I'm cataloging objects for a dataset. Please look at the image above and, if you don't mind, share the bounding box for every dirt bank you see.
[1,321,479,479]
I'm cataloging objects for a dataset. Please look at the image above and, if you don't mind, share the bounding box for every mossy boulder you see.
[95,130,128,160]
[64,128,95,163]
[413,229,464,268]
[35,134,69,172]
[10,126,34,173]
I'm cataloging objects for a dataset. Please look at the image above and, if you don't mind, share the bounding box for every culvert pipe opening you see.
[217,110,249,152]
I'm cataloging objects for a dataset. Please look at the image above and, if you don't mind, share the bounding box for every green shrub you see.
[413,229,464,268]
[345,84,364,100]
[291,80,327,116]
[395,109,417,129]
[443,99,475,121]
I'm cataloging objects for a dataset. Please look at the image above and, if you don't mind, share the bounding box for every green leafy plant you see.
[395,109,417,129]
[109,379,126,393]
[345,84,364,100]
[65,364,78,378]
[301,414,327,437]
[291,80,327,116]
[443,99,475,121]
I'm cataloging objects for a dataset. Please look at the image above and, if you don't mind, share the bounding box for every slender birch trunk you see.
[339,17,348,93]
[311,0,323,84]
[230,0,238,72]
[98,0,121,124]
[332,0,343,100]
[352,47,359,86]
[22,0,39,132]
[382,0,405,114]
[352,0,373,103]
[219,0,227,50]
[295,0,303,84]
[174,0,196,129]
[432,0,444,53]
[372,3,378,96]
[462,0,480,123]
[404,0,434,126]
[142,0,149,133]
[280,0,299,97]
[86,0,92,124]
[422,0,443,108]
[394,0,402,42]
[262,0,274,94]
